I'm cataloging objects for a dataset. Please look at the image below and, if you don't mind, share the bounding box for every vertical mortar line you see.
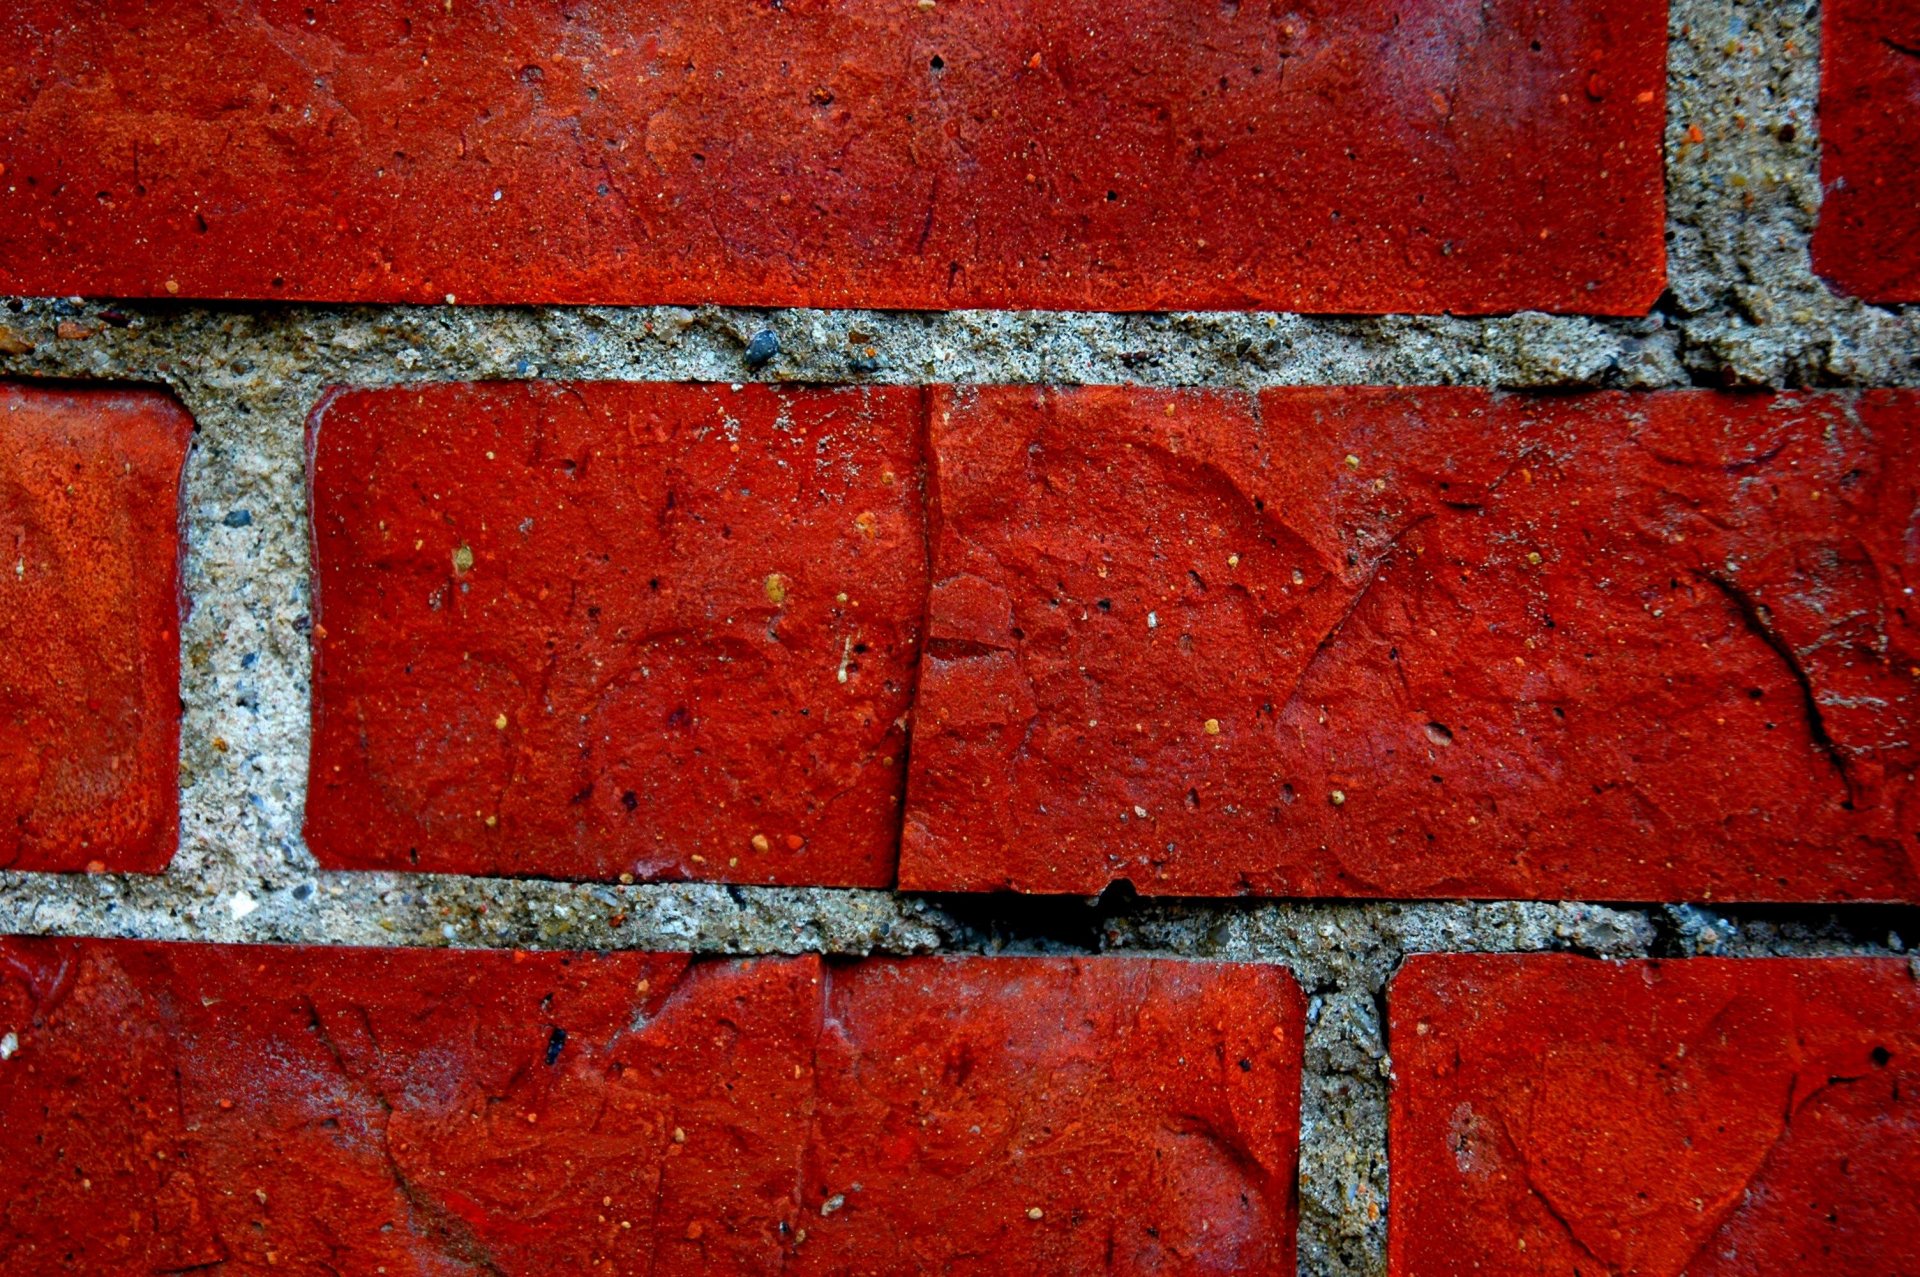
[1293,965,1393,1277]
[165,364,331,920]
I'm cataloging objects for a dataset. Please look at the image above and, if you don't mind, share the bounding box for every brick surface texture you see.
[905,387,1920,899]
[0,938,1302,1274]
[0,382,190,873]
[306,382,926,885]
[2,2,1918,1273]
[1813,0,1920,302]
[0,0,1665,313]
[1388,955,1920,1276]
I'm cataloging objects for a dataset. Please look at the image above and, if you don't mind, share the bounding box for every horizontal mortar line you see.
[2,875,1913,940]
[6,869,1917,912]
[0,299,1739,386]
[1,304,1914,392]
[0,924,1902,963]
[0,303,1668,340]
[9,864,1920,916]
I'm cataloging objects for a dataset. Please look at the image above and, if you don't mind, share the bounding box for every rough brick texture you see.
[0,1,1664,313]
[1812,0,1920,302]
[0,382,190,873]
[0,938,1302,1274]
[903,387,1920,899]
[306,382,924,885]
[1388,955,1920,1276]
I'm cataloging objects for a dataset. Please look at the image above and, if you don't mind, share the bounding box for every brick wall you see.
[1,1,1916,1274]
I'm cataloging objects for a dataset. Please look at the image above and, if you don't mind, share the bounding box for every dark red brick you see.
[1388,954,1920,1276]
[0,1,1664,314]
[902,387,1920,899]
[1812,0,1920,302]
[0,938,1303,1274]
[0,382,190,873]
[305,382,925,885]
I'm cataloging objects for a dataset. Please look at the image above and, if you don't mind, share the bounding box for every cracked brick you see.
[902,387,1920,899]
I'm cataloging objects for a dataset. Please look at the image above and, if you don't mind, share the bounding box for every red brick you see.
[794,957,1301,1273]
[902,387,1920,899]
[305,382,925,885]
[0,938,1303,1274]
[1388,954,1920,1276]
[1812,0,1920,302]
[0,1,1664,314]
[0,382,190,873]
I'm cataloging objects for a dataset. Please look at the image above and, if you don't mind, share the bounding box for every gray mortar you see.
[0,1,1917,1273]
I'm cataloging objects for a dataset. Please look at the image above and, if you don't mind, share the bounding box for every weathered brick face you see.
[798,956,1302,1272]
[0,0,1665,312]
[0,938,1302,1273]
[1388,955,1920,1277]
[306,381,926,885]
[905,387,1920,899]
[0,382,190,873]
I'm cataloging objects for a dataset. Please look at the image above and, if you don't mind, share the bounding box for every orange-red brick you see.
[0,1,1665,313]
[0,938,1303,1274]
[1389,955,1920,1276]
[903,387,1920,899]
[305,382,926,885]
[0,383,190,873]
